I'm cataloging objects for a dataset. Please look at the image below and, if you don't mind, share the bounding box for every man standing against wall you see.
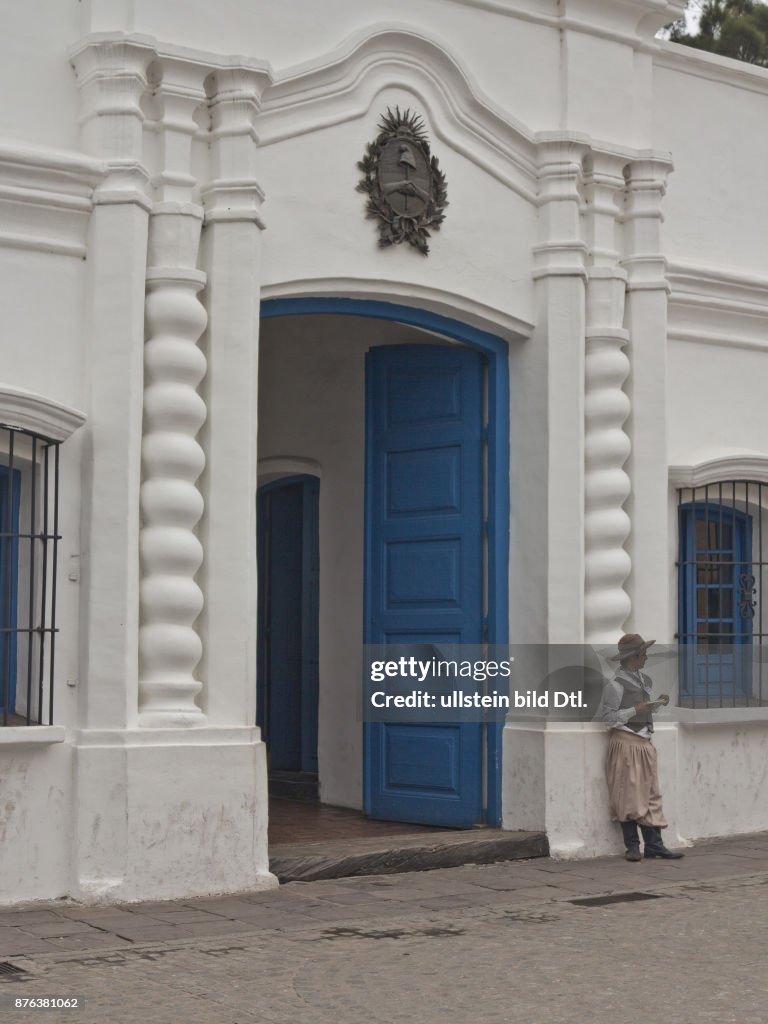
[595,634,684,862]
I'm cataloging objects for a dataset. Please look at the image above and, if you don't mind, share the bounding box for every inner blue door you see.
[257,476,319,773]
[364,344,484,827]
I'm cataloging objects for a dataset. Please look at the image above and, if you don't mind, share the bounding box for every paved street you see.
[2,834,768,1023]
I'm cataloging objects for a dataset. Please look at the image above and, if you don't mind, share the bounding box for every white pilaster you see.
[70,37,276,902]
[583,152,632,644]
[622,156,673,641]
[70,36,155,730]
[532,137,588,643]
[198,62,272,725]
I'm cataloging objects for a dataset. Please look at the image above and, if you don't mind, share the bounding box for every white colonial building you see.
[1,0,767,905]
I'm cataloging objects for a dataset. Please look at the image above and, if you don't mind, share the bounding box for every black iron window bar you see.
[1,424,61,726]
[677,480,768,709]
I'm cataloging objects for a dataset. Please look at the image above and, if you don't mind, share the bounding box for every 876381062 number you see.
[0,996,84,1010]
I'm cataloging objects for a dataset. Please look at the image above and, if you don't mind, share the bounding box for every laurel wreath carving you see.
[356,107,448,255]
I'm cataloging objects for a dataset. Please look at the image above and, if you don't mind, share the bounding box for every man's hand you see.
[634,702,653,713]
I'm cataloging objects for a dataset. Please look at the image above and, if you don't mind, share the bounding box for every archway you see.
[259,297,509,828]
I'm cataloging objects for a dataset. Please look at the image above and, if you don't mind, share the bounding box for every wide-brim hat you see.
[610,633,656,662]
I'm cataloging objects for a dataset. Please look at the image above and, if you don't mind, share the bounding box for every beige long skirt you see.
[605,729,668,828]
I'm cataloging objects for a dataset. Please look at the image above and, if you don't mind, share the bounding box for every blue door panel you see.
[384,726,461,791]
[365,345,484,828]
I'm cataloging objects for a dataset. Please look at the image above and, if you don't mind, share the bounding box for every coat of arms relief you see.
[357,107,448,255]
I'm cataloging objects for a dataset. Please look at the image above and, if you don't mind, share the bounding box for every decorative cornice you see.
[667,260,768,352]
[0,384,87,442]
[670,451,768,488]
[0,140,106,258]
[259,276,534,342]
[656,39,768,98]
[438,0,685,50]
[668,260,768,314]
[258,26,539,202]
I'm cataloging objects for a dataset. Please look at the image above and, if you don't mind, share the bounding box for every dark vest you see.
[616,670,654,733]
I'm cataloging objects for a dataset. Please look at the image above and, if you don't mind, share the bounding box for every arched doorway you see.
[259,298,509,827]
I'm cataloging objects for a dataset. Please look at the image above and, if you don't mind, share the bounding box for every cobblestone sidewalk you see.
[1,833,767,1023]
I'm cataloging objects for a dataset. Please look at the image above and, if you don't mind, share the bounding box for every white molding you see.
[0,140,106,259]
[668,260,768,314]
[0,384,86,442]
[72,726,262,747]
[667,328,768,353]
[676,707,768,725]
[667,260,768,352]
[0,727,66,746]
[656,39,768,98]
[258,457,322,483]
[260,276,533,343]
[259,25,539,201]
[669,451,768,488]
[430,0,684,51]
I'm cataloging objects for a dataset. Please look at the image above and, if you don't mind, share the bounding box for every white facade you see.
[2,0,768,903]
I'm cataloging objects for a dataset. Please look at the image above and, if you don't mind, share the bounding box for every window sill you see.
[675,707,768,725]
[0,726,65,746]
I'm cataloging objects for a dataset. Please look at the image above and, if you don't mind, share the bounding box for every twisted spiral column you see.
[584,328,632,642]
[583,153,632,644]
[139,224,208,726]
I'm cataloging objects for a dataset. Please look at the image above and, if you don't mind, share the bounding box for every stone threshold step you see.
[270,829,548,882]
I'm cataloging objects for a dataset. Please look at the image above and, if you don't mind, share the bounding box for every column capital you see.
[584,150,630,272]
[533,136,590,281]
[203,63,273,228]
[69,34,156,208]
[622,152,674,291]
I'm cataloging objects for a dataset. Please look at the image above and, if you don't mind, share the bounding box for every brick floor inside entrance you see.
[268,797,449,845]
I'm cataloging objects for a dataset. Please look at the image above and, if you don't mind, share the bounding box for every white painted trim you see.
[0,727,66,746]
[72,727,263,747]
[656,39,768,98]
[669,452,768,488]
[0,139,106,259]
[0,384,86,442]
[667,329,768,353]
[258,456,322,483]
[676,708,768,725]
[668,260,768,314]
[0,139,105,184]
[420,0,684,51]
[261,277,533,342]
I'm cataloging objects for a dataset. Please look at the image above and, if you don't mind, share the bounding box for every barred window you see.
[677,481,768,708]
[1,425,61,726]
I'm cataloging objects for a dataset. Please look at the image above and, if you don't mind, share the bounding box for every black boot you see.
[621,821,642,862]
[640,825,684,859]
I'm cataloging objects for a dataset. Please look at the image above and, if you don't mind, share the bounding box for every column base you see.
[73,727,277,903]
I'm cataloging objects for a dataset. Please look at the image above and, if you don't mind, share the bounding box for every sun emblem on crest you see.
[356,107,448,255]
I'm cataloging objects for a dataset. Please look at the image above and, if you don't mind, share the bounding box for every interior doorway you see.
[257,476,319,794]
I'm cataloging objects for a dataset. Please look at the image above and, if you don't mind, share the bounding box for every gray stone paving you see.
[1,834,768,1022]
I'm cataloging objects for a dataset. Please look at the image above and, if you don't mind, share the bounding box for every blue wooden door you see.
[257,477,319,773]
[364,345,484,827]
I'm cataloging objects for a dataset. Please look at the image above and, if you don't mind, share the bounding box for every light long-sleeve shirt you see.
[594,670,652,739]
